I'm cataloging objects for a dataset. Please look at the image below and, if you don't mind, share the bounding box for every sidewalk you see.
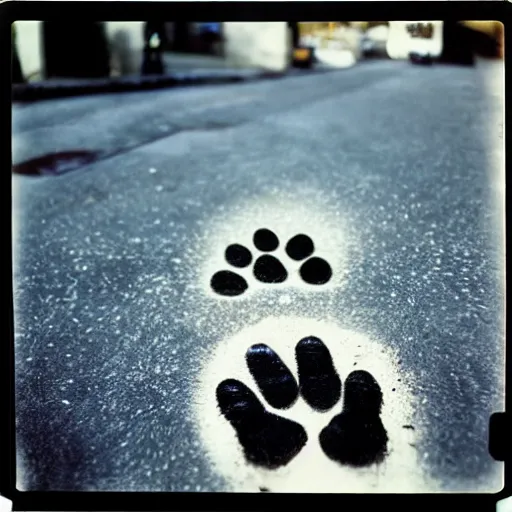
[12,51,340,103]
[162,52,236,71]
[11,69,283,103]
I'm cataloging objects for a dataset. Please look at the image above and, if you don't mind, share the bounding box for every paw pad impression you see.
[216,337,388,469]
[210,228,333,296]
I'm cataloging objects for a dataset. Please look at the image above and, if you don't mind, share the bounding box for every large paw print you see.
[210,228,333,296]
[216,337,388,469]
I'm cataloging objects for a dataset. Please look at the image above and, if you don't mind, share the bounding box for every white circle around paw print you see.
[196,191,358,298]
[193,316,436,493]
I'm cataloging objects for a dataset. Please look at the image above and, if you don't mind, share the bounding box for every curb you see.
[11,70,287,103]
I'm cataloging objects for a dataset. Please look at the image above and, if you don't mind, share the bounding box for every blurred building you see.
[386,21,503,63]
[42,22,110,79]
[461,21,504,58]
[13,21,291,81]
[14,21,43,81]
[442,21,504,62]
[386,21,444,59]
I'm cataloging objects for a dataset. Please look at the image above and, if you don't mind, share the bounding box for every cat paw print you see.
[216,337,388,469]
[210,228,333,296]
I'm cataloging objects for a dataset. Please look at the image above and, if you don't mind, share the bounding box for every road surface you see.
[12,58,505,493]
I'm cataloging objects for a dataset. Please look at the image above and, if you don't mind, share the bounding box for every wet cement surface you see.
[12,59,505,491]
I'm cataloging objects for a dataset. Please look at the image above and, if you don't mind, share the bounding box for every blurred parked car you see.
[361,24,389,58]
[409,52,434,65]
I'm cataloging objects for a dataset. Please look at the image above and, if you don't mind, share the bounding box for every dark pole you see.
[288,22,300,48]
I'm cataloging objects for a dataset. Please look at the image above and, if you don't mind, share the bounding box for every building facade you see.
[14,21,292,81]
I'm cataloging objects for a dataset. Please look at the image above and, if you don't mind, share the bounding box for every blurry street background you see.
[12,21,504,83]
[12,20,506,493]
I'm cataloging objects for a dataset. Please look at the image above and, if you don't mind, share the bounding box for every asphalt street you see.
[12,58,505,492]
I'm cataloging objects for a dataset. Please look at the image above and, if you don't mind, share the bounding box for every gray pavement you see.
[12,58,505,492]
[162,51,235,71]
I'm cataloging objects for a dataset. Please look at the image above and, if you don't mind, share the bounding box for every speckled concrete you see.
[12,59,505,491]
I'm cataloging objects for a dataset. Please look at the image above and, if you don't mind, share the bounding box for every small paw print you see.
[216,337,388,469]
[210,228,333,296]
